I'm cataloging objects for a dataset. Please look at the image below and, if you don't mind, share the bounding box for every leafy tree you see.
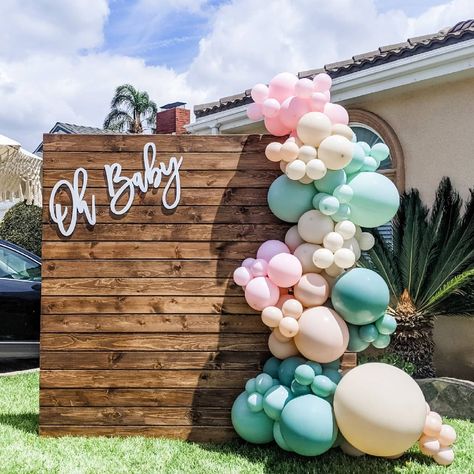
[104,84,158,133]
[359,178,474,378]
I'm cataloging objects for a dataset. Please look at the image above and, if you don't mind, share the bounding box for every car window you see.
[0,246,41,281]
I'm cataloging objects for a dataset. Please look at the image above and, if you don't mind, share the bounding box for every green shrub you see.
[358,352,416,376]
[0,201,42,256]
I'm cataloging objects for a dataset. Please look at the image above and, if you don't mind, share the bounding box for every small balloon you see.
[251,83,269,104]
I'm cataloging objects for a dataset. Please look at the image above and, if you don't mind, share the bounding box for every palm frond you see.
[103,109,132,132]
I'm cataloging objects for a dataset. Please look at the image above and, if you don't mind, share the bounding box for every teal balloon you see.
[263,384,293,420]
[294,364,315,386]
[263,357,281,378]
[370,143,390,163]
[333,184,353,204]
[359,323,379,343]
[322,368,342,384]
[344,143,365,174]
[372,333,391,349]
[291,380,312,396]
[306,361,323,376]
[255,373,274,394]
[245,378,256,394]
[347,323,370,352]
[312,192,326,209]
[274,421,292,451]
[322,359,340,370]
[319,195,340,215]
[314,169,346,194]
[332,268,390,325]
[280,394,338,456]
[311,375,337,398]
[267,175,316,223]
[360,156,378,172]
[278,356,306,386]
[347,172,399,228]
[375,313,397,335]
[247,392,264,412]
[232,392,274,444]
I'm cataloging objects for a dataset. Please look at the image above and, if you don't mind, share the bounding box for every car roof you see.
[0,240,41,263]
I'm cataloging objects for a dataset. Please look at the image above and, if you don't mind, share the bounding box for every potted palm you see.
[359,178,474,378]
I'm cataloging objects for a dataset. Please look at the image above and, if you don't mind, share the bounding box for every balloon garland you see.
[231,71,457,465]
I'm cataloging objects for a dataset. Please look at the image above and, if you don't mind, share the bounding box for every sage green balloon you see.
[274,421,292,451]
[359,323,379,343]
[314,169,346,194]
[347,172,399,228]
[344,143,365,174]
[267,175,316,223]
[347,323,370,352]
[280,394,338,456]
[231,392,274,444]
[332,268,390,325]
[263,384,293,420]
[375,313,397,335]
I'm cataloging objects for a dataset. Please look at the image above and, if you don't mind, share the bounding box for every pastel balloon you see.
[263,385,293,420]
[293,273,330,307]
[313,248,334,269]
[424,412,442,437]
[281,96,311,129]
[244,276,280,311]
[263,357,281,378]
[298,145,317,163]
[279,317,299,337]
[370,142,390,163]
[332,123,354,141]
[268,253,303,288]
[344,143,366,175]
[294,364,315,385]
[346,323,370,352]
[335,220,356,240]
[358,231,375,251]
[284,226,304,252]
[273,422,291,451]
[433,447,455,466]
[280,139,300,162]
[294,78,314,98]
[319,195,340,216]
[242,257,256,269]
[256,240,290,262]
[296,112,332,147]
[262,98,281,118]
[313,73,332,92]
[347,172,400,228]
[306,159,327,180]
[250,258,268,277]
[264,115,290,136]
[286,160,306,180]
[233,266,252,286]
[281,298,303,319]
[294,243,322,273]
[358,323,379,343]
[360,155,378,172]
[375,313,397,335]
[268,72,298,102]
[310,92,329,112]
[438,424,457,446]
[323,231,344,252]
[267,175,316,223]
[297,210,334,244]
[247,102,263,121]
[278,356,307,386]
[418,435,440,456]
[333,184,353,203]
[268,332,300,359]
[342,236,361,260]
[265,142,282,162]
[318,135,353,170]
[261,306,283,328]
[314,169,346,194]
[251,83,269,104]
[334,248,356,269]
[334,363,427,456]
[324,102,349,125]
[325,263,344,277]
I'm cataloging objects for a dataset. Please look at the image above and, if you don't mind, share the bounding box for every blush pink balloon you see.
[280,96,311,129]
[276,293,293,309]
[262,98,281,118]
[268,253,303,288]
[247,102,263,121]
[264,115,291,136]
[294,78,314,98]
[324,102,349,125]
[244,276,280,311]
[242,258,256,269]
[313,73,332,92]
[268,72,298,102]
[311,92,329,112]
[257,240,290,262]
[251,83,269,104]
[233,266,252,286]
[250,258,269,277]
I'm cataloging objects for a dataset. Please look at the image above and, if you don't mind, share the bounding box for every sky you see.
[0,0,473,150]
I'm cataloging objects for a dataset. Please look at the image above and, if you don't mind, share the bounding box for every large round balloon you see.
[280,394,338,456]
[278,356,306,386]
[263,384,293,420]
[331,268,390,325]
[334,363,426,456]
[294,306,349,363]
[231,391,275,444]
[293,273,329,307]
[347,172,399,228]
[267,175,316,223]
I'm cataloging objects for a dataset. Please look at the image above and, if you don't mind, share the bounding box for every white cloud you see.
[0,0,473,150]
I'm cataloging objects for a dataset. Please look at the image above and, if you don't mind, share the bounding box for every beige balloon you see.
[294,243,322,273]
[299,174,313,184]
[286,159,306,180]
[298,210,334,244]
[280,140,300,162]
[334,363,427,457]
[296,112,332,147]
[265,142,283,162]
[285,226,304,252]
[332,123,355,141]
[261,306,283,328]
[268,331,300,359]
[279,317,299,338]
[318,135,353,170]
[293,306,349,362]
[293,273,329,307]
[298,145,317,163]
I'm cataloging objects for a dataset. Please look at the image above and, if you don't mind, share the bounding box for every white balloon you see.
[265,142,282,162]
[325,262,344,277]
[323,231,344,252]
[312,248,334,269]
[305,159,327,180]
[280,140,300,162]
[343,237,361,261]
[297,145,317,163]
[298,210,334,244]
[335,220,356,240]
[296,112,332,147]
[358,232,375,251]
[318,135,353,170]
[286,159,306,180]
[334,248,356,269]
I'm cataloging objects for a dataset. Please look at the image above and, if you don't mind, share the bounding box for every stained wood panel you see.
[41,134,284,441]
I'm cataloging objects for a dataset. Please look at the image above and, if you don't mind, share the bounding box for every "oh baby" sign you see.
[49,142,182,237]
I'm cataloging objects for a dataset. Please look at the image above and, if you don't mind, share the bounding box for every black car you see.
[0,240,41,358]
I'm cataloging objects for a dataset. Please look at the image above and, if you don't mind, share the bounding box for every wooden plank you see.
[40,370,256,388]
[42,133,281,153]
[42,241,263,260]
[40,333,267,351]
[42,223,286,242]
[40,388,241,407]
[41,314,265,333]
[40,351,267,370]
[39,425,236,441]
[42,260,240,278]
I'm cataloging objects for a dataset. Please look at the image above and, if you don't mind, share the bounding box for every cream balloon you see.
[438,425,457,446]
[340,439,365,457]
[294,243,322,273]
[334,248,356,269]
[281,298,304,319]
[280,140,300,162]
[334,363,427,457]
[318,135,353,170]
[418,435,440,456]
[332,123,354,141]
[268,331,300,359]
[279,317,300,338]
[285,226,304,252]
[293,273,329,307]
[323,231,344,252]
[261,306,283,328]
[305,159,327,180]
[342,237,361,261]
[325,263,344,277]
[280,161,288,173]
[298,145,317,163]
[265,142,282,162]
[335,220,356,240]
[433,447,455,466]
[358,232,375,251]
[296,112,332,147]
[312,248,334,269]
[286,159,307,180]
[297,210,334,244]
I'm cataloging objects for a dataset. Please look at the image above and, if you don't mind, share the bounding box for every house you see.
[187,20,474,380]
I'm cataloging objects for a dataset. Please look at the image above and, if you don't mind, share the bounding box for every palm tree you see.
[104,84,158,133]
[359,178,474,378]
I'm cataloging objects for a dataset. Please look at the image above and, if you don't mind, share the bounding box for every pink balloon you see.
[276,293,293,309]
[257,240,290,262]
[311,92,329,112]
[250,258,269,277]
[268,253,303,287]
[264,115,291,136]
[245,276,280,311]
[280,96,311,129]
[251,83,269,104]
[242,258,256,269]
[313,73,332,92]
[233,266,252,286]
[247,102,263,121]
[294,78,314,98]
[268,72,298,102]
[324,102,349,125]
[262,98,281,118]
[323,90,331,100]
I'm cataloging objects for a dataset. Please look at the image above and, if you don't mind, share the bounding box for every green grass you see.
[0,372,472,474]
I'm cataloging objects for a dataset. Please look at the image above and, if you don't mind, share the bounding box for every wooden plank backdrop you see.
[40,133,290,440]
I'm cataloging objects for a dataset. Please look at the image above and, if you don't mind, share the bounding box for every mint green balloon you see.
[347,323,370,352]
[280,394,338,456]
[263,357,281,378]
[372,333,391,349]
[247,392,264,412]
[294,364,315,386]
[268,175,316,223]
[313,192,328,209]
[311,375,337,398]
[319,195,340,215]
[359,323,379,343]
[360,156,379,172]
[347,172,399,228]
[370,143,390,163]
[358,141,371,155]
[263,385,293,420]
[232,392,274,444]
[291,380,312,396]
[255,373,274,394]
[375,313,397,335]
[344,143,365,174]
[333,184,353,203]
[314,169,346,194]
[332,203,351,222]
[332,268,390,325]
[274,421,292,451]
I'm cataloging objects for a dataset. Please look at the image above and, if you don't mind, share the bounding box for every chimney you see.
[155,102,190,134]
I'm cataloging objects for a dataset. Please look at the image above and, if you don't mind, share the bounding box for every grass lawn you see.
[0,372,472,474]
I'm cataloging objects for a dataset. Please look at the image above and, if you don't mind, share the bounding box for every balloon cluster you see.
[230,71,456,466]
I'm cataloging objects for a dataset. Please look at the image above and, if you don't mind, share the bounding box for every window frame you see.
[0,243,42,282]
